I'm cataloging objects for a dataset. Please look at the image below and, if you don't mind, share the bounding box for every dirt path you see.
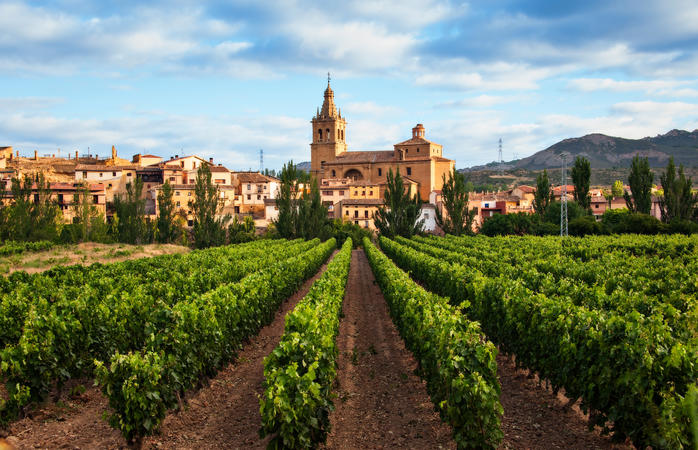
[497,353,633,450]
[325,249,455,449]
[7,251,337,450]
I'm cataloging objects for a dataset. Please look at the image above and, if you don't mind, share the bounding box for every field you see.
[0,242,189,275]
[0,235,695,449]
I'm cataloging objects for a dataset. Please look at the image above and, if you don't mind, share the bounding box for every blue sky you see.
[1,0,697,170]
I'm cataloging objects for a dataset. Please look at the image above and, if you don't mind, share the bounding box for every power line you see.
[560,153,568,237]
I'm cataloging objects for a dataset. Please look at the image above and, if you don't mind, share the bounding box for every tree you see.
[113,177,148,244]
[374,168,424,238]
[191,163,229,248]
[571,156,591,210]
[72,182,108,242]
[2,173,61,241]
[533,169,553,216]
[156,180,180,243]
[624,155,653,214]
[435,168,475,236]
[612,180,624,198]
[274,161,302,239]
[658,157,697,222]
[297,177,328,240]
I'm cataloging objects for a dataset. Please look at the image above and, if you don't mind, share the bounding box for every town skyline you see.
[1,1,697,170]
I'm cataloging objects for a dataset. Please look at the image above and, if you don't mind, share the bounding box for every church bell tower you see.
[310,74,347,178]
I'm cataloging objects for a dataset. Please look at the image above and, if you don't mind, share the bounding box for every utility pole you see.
[498,138,503,175]
[560,153,568,237]
[259,149,264,173]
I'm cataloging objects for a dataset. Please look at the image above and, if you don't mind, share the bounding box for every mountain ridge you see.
[466,128,698,171]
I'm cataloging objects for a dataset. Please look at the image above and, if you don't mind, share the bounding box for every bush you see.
[544,201,586,224]
[667,219,698,235]
[569,215,603,236]
[480,213,535,236]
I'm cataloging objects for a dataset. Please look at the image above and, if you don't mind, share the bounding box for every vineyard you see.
[0,235,696,449]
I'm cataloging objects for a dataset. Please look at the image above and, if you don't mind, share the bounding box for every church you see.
[310,78,454,202]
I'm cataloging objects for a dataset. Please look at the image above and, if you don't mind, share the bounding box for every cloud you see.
[435,94,518,108]
[0,97,65,110]
[0,109,310,170]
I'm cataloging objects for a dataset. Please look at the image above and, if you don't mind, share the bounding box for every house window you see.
[127,172,132,177]
[369,191,373,196]
[365,220,369,227]
[169,177,176,182]
[176,191,180,196]
[247,194,251,200]
[354,220,359,225]
[339,190,344,196]
[345,210,349,216]
[188,220,193,227]
[93,195,99,204]
[188,192,192,197]
[57,194,63,203]
[378,168,382,176]
[83,171,87,178]
[595,204,599,209]
[112,171,117,177]
[247,184,251,190]
[99,172,103,177]
[406,167,412,176]
[417,148,420,153]
[108,184,112,189]
[354,210,358,218]
[332,169,336,177]
[257,195,261,200]
[364,210,368,218]
[362,191,365,196]
[176,201,181,207]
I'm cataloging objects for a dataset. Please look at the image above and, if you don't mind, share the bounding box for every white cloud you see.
[344,101,401,116]
[569,78,697,97]
[0,110,311,170]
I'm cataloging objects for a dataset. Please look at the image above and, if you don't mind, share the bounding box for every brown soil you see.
[2,242,189,275]
[5,251,337,449]
[324,249,456,449]
[497,353,634,450]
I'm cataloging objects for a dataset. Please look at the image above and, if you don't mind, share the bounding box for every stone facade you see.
[310,81,454,202]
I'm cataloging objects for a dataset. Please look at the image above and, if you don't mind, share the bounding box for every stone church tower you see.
[310,76,347,177]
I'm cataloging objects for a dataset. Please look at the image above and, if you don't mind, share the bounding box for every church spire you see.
[320,73,337,118]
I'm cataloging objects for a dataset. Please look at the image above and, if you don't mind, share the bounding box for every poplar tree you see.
[435,168,475,235]
[374,168,424,238]
[571,156,591,211]
[624,156,653,214]
[274,161,301,239]
[659,157,696,222]
[113,177,147,244]
[191,164,228,248]
[156,180,180,243]
[533,169,553,216]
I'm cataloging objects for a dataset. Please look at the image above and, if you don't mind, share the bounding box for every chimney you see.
[209,157,213,163]
[111,145,117,160]
[175,154,178,159]
[75,150,78,160]
[34,150,38,160]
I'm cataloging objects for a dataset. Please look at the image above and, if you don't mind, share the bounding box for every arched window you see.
[345,169,363,181]
[326,128,330,141]
[318,129,323,140]
[331,169,336,177]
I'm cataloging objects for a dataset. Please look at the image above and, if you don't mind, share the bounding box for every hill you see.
[513,129,698,170]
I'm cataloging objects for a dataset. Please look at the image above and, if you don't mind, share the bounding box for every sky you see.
[1,0,697,170]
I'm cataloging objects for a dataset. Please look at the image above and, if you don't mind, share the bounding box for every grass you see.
[1,242,189,275]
